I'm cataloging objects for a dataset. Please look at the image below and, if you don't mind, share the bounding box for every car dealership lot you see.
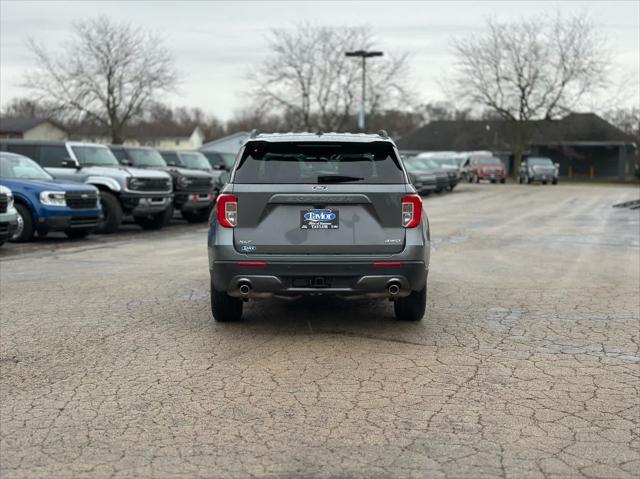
[1,183,638,478]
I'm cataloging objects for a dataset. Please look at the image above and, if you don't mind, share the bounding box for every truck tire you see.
[134,211,167,230]
[182,207,210,223]
[211,280,243,322]
[394,285,426,321]
[552,178,558,185]
[500,178,506,184]
[64,228,92,239]
[11,203,34,243]
[97,191,123,234]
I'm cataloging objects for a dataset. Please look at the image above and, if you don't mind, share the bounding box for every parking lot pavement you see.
[1,183,638,479]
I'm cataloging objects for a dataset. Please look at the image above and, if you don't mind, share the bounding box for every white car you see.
[0,184,18,246]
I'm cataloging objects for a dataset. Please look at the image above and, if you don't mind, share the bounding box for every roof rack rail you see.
[378,129,389,138]
[249,129,260,138]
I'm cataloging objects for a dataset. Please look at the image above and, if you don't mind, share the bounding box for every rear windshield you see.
[234,141,404,184]
[528,157,553,166]
[476,157,501,165]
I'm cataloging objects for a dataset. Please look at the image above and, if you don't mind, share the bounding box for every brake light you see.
[402,195,422,228]
[217,194,237,227]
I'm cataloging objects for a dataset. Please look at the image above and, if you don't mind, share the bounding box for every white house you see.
[71,123,205,150]
[200,131,250,154]
[0,117,68,140]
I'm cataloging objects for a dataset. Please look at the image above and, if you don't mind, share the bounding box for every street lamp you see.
[345,50,383,131]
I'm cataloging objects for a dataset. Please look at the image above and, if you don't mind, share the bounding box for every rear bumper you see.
[530,173,557,181]
[211,260,428,299]
[477,171,505,179]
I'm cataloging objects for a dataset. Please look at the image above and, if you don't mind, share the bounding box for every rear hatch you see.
[231,140,408,255]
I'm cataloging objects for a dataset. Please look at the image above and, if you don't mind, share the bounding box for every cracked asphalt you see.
[1,183,639,478]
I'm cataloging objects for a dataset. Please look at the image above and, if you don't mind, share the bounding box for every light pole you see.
[345,50,383,131]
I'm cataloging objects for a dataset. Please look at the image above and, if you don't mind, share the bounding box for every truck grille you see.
[136,178,171,191]
[188,177,212,188]
[65,191,98,209]
[0,193,7,214]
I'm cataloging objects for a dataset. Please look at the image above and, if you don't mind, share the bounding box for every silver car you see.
[208,132,431,322]
[519,157,559,184]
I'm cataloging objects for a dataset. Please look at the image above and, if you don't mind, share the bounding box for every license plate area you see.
[300,209,339,229]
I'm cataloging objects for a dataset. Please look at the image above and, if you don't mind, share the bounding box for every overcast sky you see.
[1,0,638,120]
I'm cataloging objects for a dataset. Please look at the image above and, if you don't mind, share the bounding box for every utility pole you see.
[345,50,383,131]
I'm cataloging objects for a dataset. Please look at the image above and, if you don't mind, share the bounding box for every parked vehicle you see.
[110,146,214,223]
[0,152,102,241]
[201,151,236,172]
[0,140,173,233]
[519,157,559,184]
[403,157,450,193]
[208,132,430,322]
[416,152,461,190]
[465,155,506,183]
[160,150,213,172]
[459,151,494,181]
[0,184,18,246]
[403,158,438,195]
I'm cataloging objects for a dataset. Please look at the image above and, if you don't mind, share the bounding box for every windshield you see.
[127,148,167,167]
[71,145,119,167]
[528,157,554,166]
[431,157,459,167]
[180,152,212,170]
[408,158,440,170]
[234,141,404,184]
[476,157,501,165]
[1,154,53,180]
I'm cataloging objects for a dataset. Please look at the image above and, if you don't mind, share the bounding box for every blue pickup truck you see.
[0,152,102,242]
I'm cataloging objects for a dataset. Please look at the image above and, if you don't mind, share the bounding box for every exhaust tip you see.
[239,283,251,295]
[388,283,400,296]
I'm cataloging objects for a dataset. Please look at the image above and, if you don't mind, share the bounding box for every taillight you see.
[217,194,237,227]
[402,195,422,228]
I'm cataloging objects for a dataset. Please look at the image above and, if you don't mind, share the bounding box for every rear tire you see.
[527,176,533,184]
[475,175,480,183]
[542,180,547,185]
[64,228,92,239]
[211,280,243,322]
[500,178,506,184]
[11,203,34,243]
[552,178,558,185]
[394,285,427,321]
[97,191,123,234]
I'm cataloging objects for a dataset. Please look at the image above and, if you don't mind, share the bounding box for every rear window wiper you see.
[317,175,364,183]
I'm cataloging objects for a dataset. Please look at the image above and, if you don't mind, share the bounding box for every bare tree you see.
[451,12,610,174]
[23,16,178,143]
[1,97,61,119]
[249,24,412,132]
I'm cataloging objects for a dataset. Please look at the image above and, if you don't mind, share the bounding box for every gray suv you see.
[0,140,173,232]
[208,132,430,322]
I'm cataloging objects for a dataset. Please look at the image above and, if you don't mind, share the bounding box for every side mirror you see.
[61,158,80,169]
[214,164,225,170]
[555,162,560,168]
[120,159,132,166]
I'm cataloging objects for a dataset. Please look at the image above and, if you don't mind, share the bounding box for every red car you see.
[467,156,506,183]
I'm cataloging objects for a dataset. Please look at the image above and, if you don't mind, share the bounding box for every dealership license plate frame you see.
[300,209,339,230]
